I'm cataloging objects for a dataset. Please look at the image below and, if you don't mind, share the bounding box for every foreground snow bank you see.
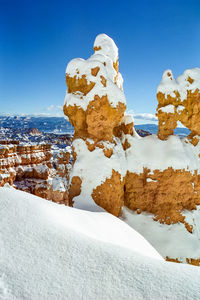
[1,187,200,299]
[122,206,200,263]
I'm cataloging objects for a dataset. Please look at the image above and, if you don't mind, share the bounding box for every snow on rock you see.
[157,69,178,98]
[122,206,200,265]
[157,67,200,140]
[122,67,200,265]
[69,137,126,213]
[0,141,70,204]
[126,134,200,174]
[2,187,200,300]
[63,33,126,140]
[62,35,200,266]
[64,34,128,216]
[93,33,118,62]
[124,132,200,264]
[157,68,200,101]
[158,104,175,114]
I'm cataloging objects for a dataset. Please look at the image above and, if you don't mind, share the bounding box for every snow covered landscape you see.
[1,1,200,298]
[1,186,200,300]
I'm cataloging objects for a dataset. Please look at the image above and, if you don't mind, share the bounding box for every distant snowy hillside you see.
[0,115,190,137]
[0,115,73,134]
[1,187,200,299]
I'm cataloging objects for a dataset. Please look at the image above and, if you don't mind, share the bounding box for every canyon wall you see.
[0,141,70,204]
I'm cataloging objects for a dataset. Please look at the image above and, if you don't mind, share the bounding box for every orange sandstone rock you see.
[86,95,125,141]
[0,142,70,205]
[63,34,127,213]
[124,168,200,228]
[68,176,82,206]
[66,74,95,95]
[157,69,200,140]
[92,170,124,217]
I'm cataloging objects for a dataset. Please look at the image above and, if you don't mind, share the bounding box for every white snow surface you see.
[177,105,185,114]
[157,68,200,101]
[47,175,67,192]
[71,137,127,211]
[93,33,118,62]
[122,206,200,262]
[1,187,200,300]
[126,134,200,174]
[158,104,175,114]
[121,113,134,125]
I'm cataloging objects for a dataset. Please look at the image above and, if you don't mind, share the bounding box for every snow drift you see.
[1,187,200,299]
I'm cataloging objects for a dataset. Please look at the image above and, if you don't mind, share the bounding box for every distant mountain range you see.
[0,115,73,134]
[134,124,190,137]
[0,115,190,137]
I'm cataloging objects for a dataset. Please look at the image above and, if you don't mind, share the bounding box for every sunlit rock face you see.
[0,141,71,204]
[63,34,200,265]
[124,68,200,266]
[156,68,200,141]
[63,34,127,215]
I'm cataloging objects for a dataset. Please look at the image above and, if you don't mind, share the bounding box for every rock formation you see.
[123,68,200,265]
[63,34,127,216]
[63,34,200,266]
[0,141,71,204]
[156,68,200,142]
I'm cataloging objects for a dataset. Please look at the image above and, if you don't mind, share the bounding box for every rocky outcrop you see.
[123,68,200,266]
[125,168,200,228]
[156,69,200,141]
[63,34,200,265]
[64,34,126,215]
[0,141,71,204]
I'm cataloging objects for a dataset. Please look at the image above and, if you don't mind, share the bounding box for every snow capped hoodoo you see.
[157,68,200,141]
[63,34,127,216]
[63,35,200,266]
[124,67,200,265]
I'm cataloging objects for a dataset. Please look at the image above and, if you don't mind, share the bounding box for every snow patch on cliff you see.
[126,134,200,174]
[71,138,126,211]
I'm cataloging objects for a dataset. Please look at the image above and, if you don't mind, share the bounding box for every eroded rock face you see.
[64,34,126,142]
[92,170,124,217]
[156,69,200,140]
[125,168,200,229]
[122,68,200,266]
[0,141,71,204]
[63,34,127,215]
[63,34,200,265]
[67,136,126,215]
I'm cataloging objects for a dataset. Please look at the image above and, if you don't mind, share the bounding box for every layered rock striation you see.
[0,141,71,204]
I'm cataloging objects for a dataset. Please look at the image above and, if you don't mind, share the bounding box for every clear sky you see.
[0,0,200,119]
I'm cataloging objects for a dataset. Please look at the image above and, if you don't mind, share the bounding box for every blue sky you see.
[0,0,200,120]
